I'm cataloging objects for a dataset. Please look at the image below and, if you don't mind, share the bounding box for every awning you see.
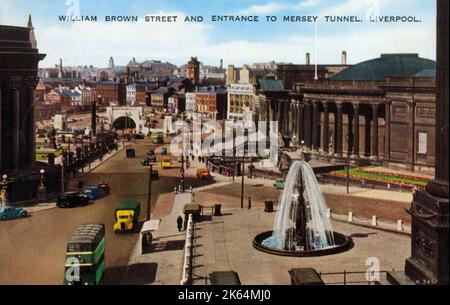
[140,219,161,234]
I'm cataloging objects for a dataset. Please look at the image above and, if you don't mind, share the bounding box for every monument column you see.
[322,102,329,154]
[312,101,320,151]
[402,0,449,285]
[371,103,379,160]
[352,103,360,158]
[334,102,343,157]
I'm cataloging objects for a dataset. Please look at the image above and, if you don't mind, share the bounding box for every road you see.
[0,138,209,284]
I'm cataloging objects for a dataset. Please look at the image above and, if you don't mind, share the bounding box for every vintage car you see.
[84,187,106,200]
[273,179,285,190]
[0,206,28,221]
[196,168,211,179]
[57,192,89,208]
[147,148,155,156]
[161,147,168,156]
[97,182,110,194]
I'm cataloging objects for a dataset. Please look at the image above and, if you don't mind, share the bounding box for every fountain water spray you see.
[262,161,335,251]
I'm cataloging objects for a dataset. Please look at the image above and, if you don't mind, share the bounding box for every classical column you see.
[322,102,329,154]
[312,101,320,151]
[25,77,39,169]
[371,103,379,160]
[303,101,312,148]
[352,103,360,158]
[364,114,371,157]
[334,102,343,157]
[10,78,21,171]
[384,101,391,161]
[298,103,304,145]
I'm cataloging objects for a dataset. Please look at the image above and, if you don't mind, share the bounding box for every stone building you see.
[95,80,126,106]
[195,86,228,120]
[1,18,61,202]
[288,53,436,173]
[187,57,200,84]
[227,83,256,121]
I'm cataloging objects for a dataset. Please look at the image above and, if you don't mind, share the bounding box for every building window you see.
[417,132,428,155]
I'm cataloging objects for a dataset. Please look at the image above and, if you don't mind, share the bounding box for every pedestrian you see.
[77,180,84,192]
[177,215,183,232]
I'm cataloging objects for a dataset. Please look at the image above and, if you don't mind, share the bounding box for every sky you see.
[0,0,437,68]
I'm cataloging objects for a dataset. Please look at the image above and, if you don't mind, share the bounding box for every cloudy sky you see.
[0,0,436,68]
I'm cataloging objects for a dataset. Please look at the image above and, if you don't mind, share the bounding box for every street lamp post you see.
[146,163,155,221]
[346,153,350,194]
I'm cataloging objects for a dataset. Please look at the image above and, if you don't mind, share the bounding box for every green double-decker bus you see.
[64,224,105,285]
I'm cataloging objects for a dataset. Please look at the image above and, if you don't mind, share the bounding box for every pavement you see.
[122,192,192,285]
[191,207,410,285]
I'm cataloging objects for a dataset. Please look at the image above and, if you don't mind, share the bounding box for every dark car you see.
[57,192,89,208]
[126,148,135,158]
[133,133,145,139]
[147,148,155,156]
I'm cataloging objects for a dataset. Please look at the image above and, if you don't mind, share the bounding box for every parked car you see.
[0,206,27,221]
[140,157,150,166]
[126,148,135,158]
[147,148,155,156]
[273,179,285,190]
[57,192,89,208]
[97,182,110,194]
[196,168,211,179]
[132,133,145,139]
[161,147,168,156]
[84,187,106,200]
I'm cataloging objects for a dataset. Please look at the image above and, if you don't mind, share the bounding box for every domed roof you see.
[331,54,436,81]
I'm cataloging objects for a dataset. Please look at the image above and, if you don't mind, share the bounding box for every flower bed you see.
[329,167,429,187]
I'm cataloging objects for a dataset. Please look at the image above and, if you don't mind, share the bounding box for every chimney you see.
[220,59,223,70]
[306,53,311,65]
[341,51,347,65]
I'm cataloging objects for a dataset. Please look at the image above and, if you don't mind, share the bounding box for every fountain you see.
[253,161,351,256]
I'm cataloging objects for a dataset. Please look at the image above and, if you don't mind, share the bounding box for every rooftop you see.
[331,54,436,81]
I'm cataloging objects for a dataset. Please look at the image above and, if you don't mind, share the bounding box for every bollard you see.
[372,215,378,226]
[174,186,177,194]
[397,220,403,231]
[189,186,193,193]
[348,212,353,222]
[326,208,331,219]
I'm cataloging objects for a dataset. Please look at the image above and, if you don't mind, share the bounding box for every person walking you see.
[177,215,183,232]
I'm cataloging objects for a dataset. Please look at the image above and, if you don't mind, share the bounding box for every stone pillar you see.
[10,78,21,171]
[312,101,320,151]
[334,102,343,157]
[304,101,312,149]
[322,102,329,154]
[298,104,304,145]
[371,103,379,160]
[352,103,360,158]
[384,101,391,161]
[25,78,38,168]
[364,114,371,157]
[403,0,449,285]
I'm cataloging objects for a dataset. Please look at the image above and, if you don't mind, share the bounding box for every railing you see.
[318,270,391,285]
[180,214,194,285]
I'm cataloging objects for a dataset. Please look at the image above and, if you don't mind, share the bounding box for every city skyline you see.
[0,0,436,68]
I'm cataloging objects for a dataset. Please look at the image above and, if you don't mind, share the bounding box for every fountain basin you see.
[253,231,352,257]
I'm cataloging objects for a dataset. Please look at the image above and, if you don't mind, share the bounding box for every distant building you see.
[227,83,256,121]
[290,53,437,173]
[187,57,200,84]
[195,86,228,120]
[151,88,176,111]
[185,92,196,114]
[126,82,159,106]
[95,80,126,105]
